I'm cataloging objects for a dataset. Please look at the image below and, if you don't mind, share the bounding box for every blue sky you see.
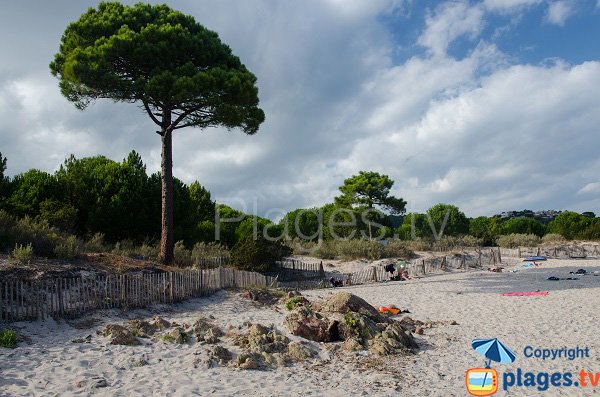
[1,0,599,218]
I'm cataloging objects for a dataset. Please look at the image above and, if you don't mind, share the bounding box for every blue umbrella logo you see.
[471,338,516,390]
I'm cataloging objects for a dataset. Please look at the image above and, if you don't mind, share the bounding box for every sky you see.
[1,0,599,219]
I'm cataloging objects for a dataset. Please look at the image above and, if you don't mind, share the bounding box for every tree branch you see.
[143,100,162,126]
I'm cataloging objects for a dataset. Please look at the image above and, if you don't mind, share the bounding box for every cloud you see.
[578,182,600,195]
[483,0,543,12]
[418,1,485,56]
[546,1,575,26]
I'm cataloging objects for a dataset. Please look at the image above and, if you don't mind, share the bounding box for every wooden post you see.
[371,267,377,282]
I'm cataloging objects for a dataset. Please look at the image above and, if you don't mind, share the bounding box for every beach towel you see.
[547,277,579,281]
[501,291,549,296]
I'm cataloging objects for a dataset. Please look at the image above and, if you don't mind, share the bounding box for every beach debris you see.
[97,324,140,346]
[76,376,108,389]
[132,356,149,367]
[71,334,92,344]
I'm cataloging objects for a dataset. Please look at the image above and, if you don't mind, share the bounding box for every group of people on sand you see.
[384,262,412,281]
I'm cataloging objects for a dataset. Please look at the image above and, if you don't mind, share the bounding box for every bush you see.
[53,235,82,259]
[85,232,106,252]
[431,236,484,251]
[383,240,414,259]
[191,242,229,263]
[284,296,305,311]
[541,233,567,244]
[404,239,432,252]
[0,329,19,348]
[496,234,541,248]
[11,243,33,263]
[230,235,292,272]
[174,241,192,267]
[138,242,159,260]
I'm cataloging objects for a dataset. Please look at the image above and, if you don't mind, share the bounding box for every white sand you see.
[2,258,600,396]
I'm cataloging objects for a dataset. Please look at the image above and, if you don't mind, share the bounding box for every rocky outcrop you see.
[97,324,140,346]
[312,292,390,324]
[283,306,333,343]
[188,317,223,344]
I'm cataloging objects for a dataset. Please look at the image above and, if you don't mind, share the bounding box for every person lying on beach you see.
[329,277,343,287]
[488,266,504,273]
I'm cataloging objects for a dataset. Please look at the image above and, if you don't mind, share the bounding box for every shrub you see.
[230,235,292,272]
[11,243,34,264]
[174,241,192,267]
[191,242,229,263]
[541,233,567,244]
[85,232,106,252]
[496,234,541,248]
[383,240,414,259]
[284,296,305,311]
[404,239,432,252]
[53,235,82,259]
[431,236,484,251]
[138,242,159,260]
[0,329,19,348]
[112,240,137,258]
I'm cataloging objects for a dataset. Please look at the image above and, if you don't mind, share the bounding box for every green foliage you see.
[311,239,412,260]
[230,235,291,272]
[425,204,469,237]
[541,233,567,244]
[85,233,106,252]
[547,211,594,240]
[469,216,500,246]
[191,242,229,264]
[174,241,193,267]
[431,236,483,251]
[50,2,264,132]
[39,199,78,232]
[500,217,545,237]
[280,208,322,241]
[284,297,305,311]
[0,329,19,348]
[11,243,34,264]
[576,220,600,240]
[8,170,62,217]
[335,171,406,214]
[53,235,81,259]
[496,234,541,248]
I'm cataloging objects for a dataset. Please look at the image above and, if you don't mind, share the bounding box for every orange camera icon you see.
[465,368,498,396]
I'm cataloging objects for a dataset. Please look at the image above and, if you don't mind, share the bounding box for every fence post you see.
[371,267,377,282]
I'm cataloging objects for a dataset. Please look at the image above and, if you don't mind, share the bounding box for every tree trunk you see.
[159,129,174,265]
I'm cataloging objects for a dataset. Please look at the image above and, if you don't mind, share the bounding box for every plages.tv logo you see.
[466,338,517,396]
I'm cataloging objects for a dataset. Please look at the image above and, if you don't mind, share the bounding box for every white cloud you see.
[418,1,485,57]
[578,182,600,195]
[483,0,543,12]
[546,1,575,26]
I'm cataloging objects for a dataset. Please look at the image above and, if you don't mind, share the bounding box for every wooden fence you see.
[0,267,276,323]
[499,244,600,259]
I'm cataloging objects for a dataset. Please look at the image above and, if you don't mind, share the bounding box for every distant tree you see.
[425,204,469,237]
[0,153,11,206]
[335,171,406,239]
[469,216,500,246]
[499,217,545,237]
[50,2,265,264]
[281,208,321,241]
[577,219,600,240]
[547,211,594,240]
[8,170,62,217]
[582,211,596,218]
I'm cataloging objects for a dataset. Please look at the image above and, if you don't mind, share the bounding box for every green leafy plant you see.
[11,243,33,264]
[284,296,305,311]
[0,329,19,348]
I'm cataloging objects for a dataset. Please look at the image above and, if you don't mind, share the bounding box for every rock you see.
[396,316,424,333]
[343,312,381,341]
[284,306,333,343]
[126,320,159,338]
[90,377,108,388]
[368,322,418,356]
[415,326,424,335]
[206,345,232,367]
[72,335,92,344]
[163,327,188,344]
[248,323,270,336]
[313,292,390,324]
[285,291,303,299]
[240,289,281,305]
[150,316,171,331]
[132,357,149,367]
[287,342,314,361]
[234,352,261,370]
[98,324,140,346]
[188,317,223,343]
[342,337,364,352]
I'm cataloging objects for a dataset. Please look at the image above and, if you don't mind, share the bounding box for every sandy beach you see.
[2,257,600,396]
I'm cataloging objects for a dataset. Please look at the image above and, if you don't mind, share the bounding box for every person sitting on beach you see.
[329,277,343,287]
[397,266,411,281]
